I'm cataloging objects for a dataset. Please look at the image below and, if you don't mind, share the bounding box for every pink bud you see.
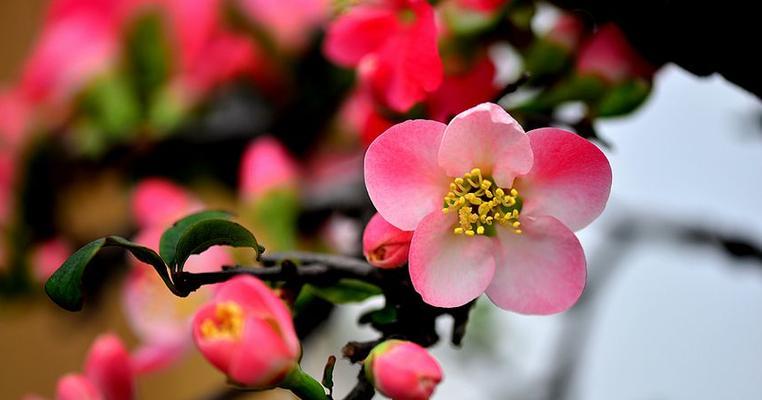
[576,23,655,84]
[363,213,413,269]
[365,340,443,400]
[192,276,301,387]
[56,374,103,400]
[84,334,135,400]
[131,178,199,228]
[239,136,299,201]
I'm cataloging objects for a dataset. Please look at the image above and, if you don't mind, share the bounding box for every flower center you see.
[200,301,244,340]
[442,168,522,236]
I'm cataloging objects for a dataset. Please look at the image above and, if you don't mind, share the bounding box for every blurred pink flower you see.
[0,89,30,148]
[239,136,299,201]
[364,102,611,313]
[55,374,102,400]
[363,213,413,269]
[576,23,655,84]
[47,334,135,400]
[238,0,329,51]
[192,275,300,387]
[324,0,443,112]
[339,86,394,147]
[30,238,72,283]
[131,177,200,228]
[426,55,499,122]
[84,334,135,400]
[159,0,271,98]
[20,0,127,108]
[364,340,442,400]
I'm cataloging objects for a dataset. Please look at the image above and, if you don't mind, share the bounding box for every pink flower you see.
[49,334,134,400]
[159,0,270,98]
[426,55,499,122]
[55,374,102,400]
[364,340,442,400]
[84,334,135,400]
[131,178,200,228]
[324,0,443,112]
[20,0,125,108]
[363,213,413,268]
[364,102,611,313]
[576,23,655,84]
[238,0,328,51]
[30,238,72,282]
[0,89,30,148]
[239,136,299,201]
[192,275,300,387]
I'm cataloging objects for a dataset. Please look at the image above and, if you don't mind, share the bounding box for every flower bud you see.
[364,340,443,400]
[363,213,413,269]
[192,276,301,387]
[131,178,198,228]
[576,23,655,84]
[84,334,135,400]
[56,374,102,400]
[546,14,586,52]
[239,136,299,201]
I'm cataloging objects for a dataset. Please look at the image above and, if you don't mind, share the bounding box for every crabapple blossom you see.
[191,275,301,387]
[239,136,299,201]
[364,102,611,313]
[84,334,135,400]
[364,340,442,400]
[324,0,443,112]
[363,213,413,269]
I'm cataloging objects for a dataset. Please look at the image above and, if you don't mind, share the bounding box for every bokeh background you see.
[2,1,761,399]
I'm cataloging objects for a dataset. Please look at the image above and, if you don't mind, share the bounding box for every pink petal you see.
[214,276,300,357]
[364,120,449,231]
[131,341,187,375]
[56,374,103,400]
[131,178,196,228]
[84,334,135,400]
[192,303,239,373]
[367,0,443,112]
[518,127,612,231]
[487,216,586,314]
[409,211,496,308]
[228,316,298,386]
[323,5,398,67]
[438,103,532,187]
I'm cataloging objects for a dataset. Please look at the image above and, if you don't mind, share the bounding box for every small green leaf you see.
[159,210,232,268]
[596,79,652,117]
[174,219,263,271]
[45,236,174,312]
[303,279,382,304]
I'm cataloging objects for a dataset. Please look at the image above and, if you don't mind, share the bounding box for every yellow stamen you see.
[200,301,245,340]
[442,168,523,236]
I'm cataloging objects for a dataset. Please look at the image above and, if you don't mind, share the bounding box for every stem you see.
[280,366,328,400]
[173,251,379,293]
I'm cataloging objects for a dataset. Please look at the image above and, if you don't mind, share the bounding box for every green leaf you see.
[44,236,174,312]
[159,210,232,269]
[303,279,382,304]
[174,219,263,271]
[596,79,652,117]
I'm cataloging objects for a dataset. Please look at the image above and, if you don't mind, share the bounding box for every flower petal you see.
[323,5,398,67]
[487,216,586,314]
[364,120,449,231]
[438,103,532,186]
[229,316,298,387]
[409,211,496,308]
[519,128,612,231]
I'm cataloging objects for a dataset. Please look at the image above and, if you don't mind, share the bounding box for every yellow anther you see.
[442,169,523,237]
[200,302,245,340]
